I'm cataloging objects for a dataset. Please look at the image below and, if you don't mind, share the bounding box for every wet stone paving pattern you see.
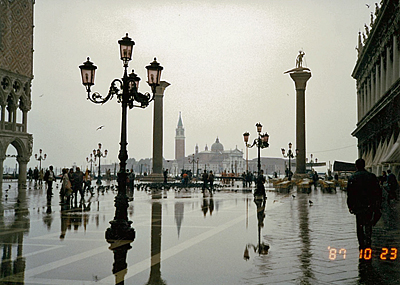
[0,180,399,284]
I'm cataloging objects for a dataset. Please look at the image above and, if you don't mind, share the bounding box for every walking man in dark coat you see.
[73,167,84,200]
[44,165,55,198]
[347,158,382,250]
[386,169,398,202]
[202,170,209,194]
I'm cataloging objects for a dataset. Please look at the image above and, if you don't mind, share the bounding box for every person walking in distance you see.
[73,167,84,201]
[33,166,39,186]
[202,170,209,194]
[44,165,55,198]
[386,169,398,203]
[347,158,382,250]
[208,170,215,193]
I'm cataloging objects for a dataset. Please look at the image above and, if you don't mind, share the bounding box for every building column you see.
[387,45,393,89]
[357,91,363,121]
[22,110,27,132]
[393,34,399,82]
[371,72,375,106]
[363,85,368,114]
[0,155,5,189]
[17,156,29,185]
[289,70,312,175]
[376,63,381,101]
[367,78,372,110]
[0,104,5,130]
[380,53,386,97]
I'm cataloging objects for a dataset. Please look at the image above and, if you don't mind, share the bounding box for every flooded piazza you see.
[0,180,400,284]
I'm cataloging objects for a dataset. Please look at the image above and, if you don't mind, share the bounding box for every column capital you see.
[154,81,171,97]
[17,156,30,164]
[289,71,312,90]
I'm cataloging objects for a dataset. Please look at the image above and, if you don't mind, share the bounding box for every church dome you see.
[211,137,224,152]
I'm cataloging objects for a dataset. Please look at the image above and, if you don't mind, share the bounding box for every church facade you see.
[352,0,400,176]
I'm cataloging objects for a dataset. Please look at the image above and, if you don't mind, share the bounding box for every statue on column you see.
[285,51,310,74]
[296,51,305,68]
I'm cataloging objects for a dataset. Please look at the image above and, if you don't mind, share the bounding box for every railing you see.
[3,122,25,132]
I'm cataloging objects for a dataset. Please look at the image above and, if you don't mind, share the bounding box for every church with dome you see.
[172,113,244,176]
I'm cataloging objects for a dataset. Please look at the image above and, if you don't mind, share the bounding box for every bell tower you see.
[175,112,185,160]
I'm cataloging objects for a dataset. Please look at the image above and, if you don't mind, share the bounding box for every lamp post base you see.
[106,219,136,242]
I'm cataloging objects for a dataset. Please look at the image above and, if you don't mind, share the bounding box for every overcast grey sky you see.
[5,0,376,171]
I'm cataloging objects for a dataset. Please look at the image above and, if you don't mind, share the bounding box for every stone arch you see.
[0,134,32,185]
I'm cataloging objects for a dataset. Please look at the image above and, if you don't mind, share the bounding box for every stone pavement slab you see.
[0,180,399,284]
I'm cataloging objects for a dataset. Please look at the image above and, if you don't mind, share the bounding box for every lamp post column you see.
[257,139,261,177]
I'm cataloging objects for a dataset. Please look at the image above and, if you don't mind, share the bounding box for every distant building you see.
[183,138,244,175]
[351,0,400,176]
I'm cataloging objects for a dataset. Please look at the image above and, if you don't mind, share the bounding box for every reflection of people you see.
[347,158,382,249]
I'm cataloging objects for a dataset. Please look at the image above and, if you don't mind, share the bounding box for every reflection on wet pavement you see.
[0,180,399,284]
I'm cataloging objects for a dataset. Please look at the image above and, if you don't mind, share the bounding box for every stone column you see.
[0,104,5,130]
[380,54,386,97]
[149,81,170,182]
[367,78,372,109]
[17,156,29,185]
[22,110,27,132]
[387,45,393,89]
[364,84,368,113]
[357,90,362,121]
[371,72,375,106]
[0,156,5,189]
[289,70,311,175]
[393,34,399,82]
[376,64,380,101]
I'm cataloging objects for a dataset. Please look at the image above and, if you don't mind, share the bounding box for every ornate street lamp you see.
[79,33,163,242]
[34,149,47,172]
[243,123,269,195]
[188,154,199,178]
[92,143,107,185]
[281,142,298,181]
[86,153,95,175]
[308,154,317,171]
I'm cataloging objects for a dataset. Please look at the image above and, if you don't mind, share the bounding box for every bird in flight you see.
[96,125,104,131]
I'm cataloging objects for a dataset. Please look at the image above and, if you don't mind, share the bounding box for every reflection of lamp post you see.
[34,149,47,172]
[243,123,269,179]
[281,142,298,181]
[79,33,163,242]
[188,154,198,178]
[86,153,95,174]
[244,197,269,260]
[93,143,108,185]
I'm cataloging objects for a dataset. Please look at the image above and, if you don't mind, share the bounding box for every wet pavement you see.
[0,180,399,284]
